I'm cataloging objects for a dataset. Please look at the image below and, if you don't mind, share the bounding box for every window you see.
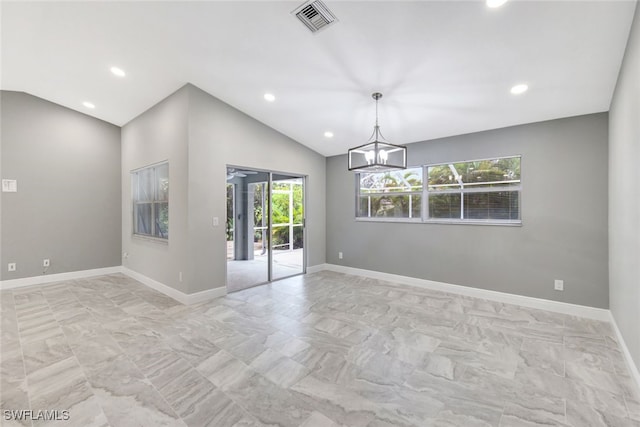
[355,156,521,225]
[132,162,169,239]
[427,156,521,222]
[356,168,423,220]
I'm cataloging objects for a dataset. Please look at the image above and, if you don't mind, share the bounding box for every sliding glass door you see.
[226,167,305,292]
[271,174,305,280]
[225,168,270,292]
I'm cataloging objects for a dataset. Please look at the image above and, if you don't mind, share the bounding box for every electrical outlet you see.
[338,252,343,259]
[8,263,16,272]
[554,279,564,291]
[213,217,219,227]
[43,259,50,267]
[123,252,129,259]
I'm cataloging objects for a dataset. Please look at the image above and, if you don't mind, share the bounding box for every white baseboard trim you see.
[609,312,640,391]
[184,287,228,305]
[2,261,637,390]
[0,265,227,306]
[307,264,329,274]
[120,267,226,305]
[0,266,123,290]
[317,264,611,321]
[314,264,640,392]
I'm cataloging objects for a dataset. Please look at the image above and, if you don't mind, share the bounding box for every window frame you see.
[131,161,169,241]
[355,155,522,226]
[355,167,424,222]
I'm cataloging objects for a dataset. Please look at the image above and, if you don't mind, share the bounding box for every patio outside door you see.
[226,167,305,292]
[271,173,305,281]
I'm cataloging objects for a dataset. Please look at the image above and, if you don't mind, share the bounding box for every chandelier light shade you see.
[348,92,407,171]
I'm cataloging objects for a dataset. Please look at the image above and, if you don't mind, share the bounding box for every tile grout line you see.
[133,310,260,426]
[623,395,637,423]
[182,298,341,425]
[497,408,505,427]
[166,313,299,425]
[42,282,114,427]
[127,278,271,425]
[7,272,639,426]
[11,291,35,427]
[72,287,189,427]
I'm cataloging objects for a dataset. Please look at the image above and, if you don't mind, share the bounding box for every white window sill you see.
[355,217,522,227]
[355,217,422,224]
[423,219,522,227]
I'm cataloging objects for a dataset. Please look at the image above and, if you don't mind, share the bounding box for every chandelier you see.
[348,92,407,171]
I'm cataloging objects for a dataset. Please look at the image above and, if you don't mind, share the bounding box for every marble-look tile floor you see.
[1,271,640,427]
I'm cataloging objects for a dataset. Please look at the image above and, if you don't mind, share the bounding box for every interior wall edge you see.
[120,266,227,305]
[608,0,640,375]
[609,311,640,394]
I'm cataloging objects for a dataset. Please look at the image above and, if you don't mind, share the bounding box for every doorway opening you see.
[225,167,305,292]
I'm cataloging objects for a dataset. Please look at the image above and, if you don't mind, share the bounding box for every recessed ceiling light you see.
[324,131,334,138]
[83,101,95,109]
[487,0,508,8]
[110,66,126,77]
[510,84,528,95]
[264,93,276,102]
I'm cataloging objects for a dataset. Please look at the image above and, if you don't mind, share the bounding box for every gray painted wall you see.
[326,113,609,308]
[186,85,326,293]
[609,1,640,369]
[122,84,326,295]
[121,86,190,293]
[1,91,121,280]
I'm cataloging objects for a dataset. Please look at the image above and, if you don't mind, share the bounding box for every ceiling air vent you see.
[292,0,338,34]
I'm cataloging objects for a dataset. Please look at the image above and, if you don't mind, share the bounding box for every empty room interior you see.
[2,0,640,426]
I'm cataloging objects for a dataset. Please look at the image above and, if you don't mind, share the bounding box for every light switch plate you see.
[2,180,17,192]
[554,279,564,291]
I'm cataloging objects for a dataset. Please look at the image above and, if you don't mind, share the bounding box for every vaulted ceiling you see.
[1,1,636,156]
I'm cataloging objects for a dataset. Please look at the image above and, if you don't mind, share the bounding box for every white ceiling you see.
[1,1,636,156]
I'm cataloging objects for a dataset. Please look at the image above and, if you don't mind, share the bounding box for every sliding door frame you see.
[270,173,307,281]
[225,165,307,291]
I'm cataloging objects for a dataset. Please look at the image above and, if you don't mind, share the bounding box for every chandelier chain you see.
[372,92,384,142]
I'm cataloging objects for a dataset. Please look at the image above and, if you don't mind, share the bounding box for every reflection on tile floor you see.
[1,271,639,426]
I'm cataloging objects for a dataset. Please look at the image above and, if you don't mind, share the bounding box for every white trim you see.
[307,264,330,274]
[0,265,227,305]
[609,312,640,391]
[318,264,610,321]
[130,159,169,174]
[355,217,522,226]
[183,287,227,305]
[2,262,637,390]
[422,219,522,227]
[120,267,226,305]
[0,266,122,290]
[355,217,423,224]
[120,267,185,302]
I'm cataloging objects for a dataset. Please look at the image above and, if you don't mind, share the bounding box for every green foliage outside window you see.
[427,157,521,189]
[356,156,521,222]
[358,168,422,218]
[271,182,303,249]
[226,184,234,241]
[428,157,521,220]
